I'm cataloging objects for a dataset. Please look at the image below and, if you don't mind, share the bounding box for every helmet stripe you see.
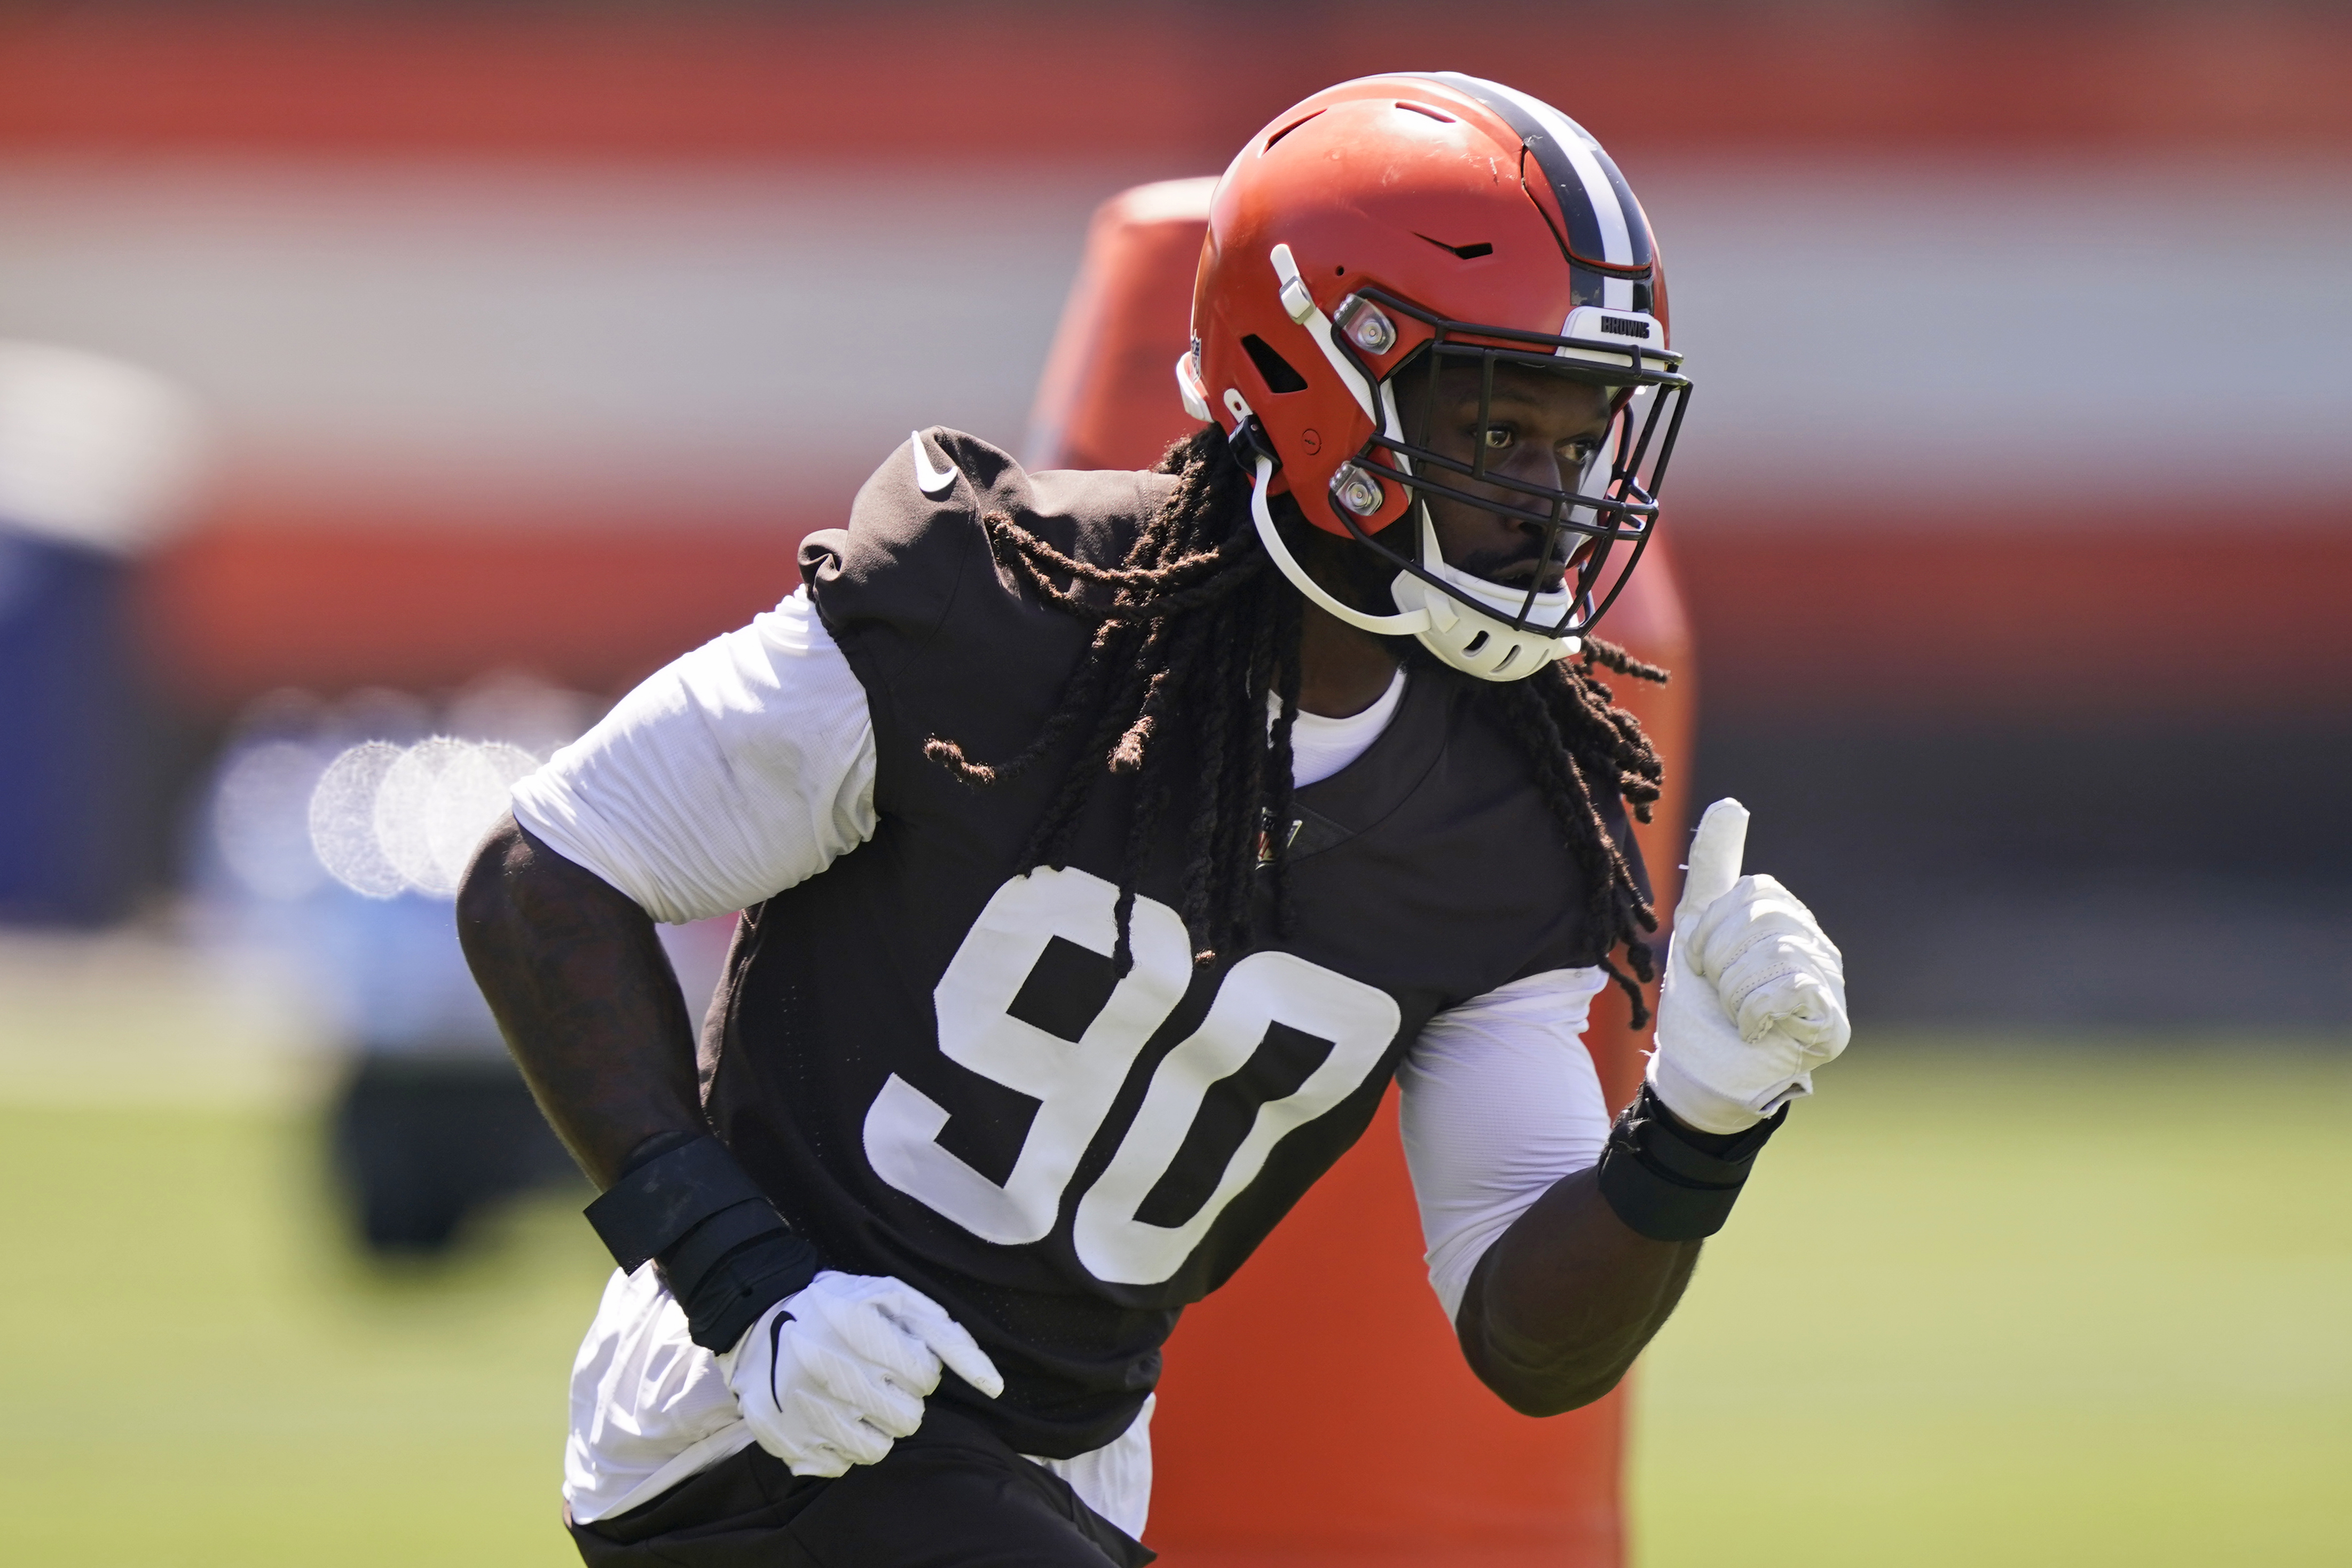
[1427,73,1655,279]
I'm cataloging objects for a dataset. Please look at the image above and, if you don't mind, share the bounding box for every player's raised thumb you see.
[1675,797,1750,929]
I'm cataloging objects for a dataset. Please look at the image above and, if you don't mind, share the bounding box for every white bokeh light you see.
[308,736,536,900]
[369,737,536,898]
[212,739,331,901]
[309,741,410,899]
[427,739,538,893]
[373,738,462,895]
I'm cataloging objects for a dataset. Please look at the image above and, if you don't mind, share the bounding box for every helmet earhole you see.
[1240,335,1309,395]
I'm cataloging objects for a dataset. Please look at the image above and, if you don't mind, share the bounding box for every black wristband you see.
[585,1134,767,1271]
[672,1228,823,1354]
[1596,1082,1785,1242]
[583,1134,822,1351]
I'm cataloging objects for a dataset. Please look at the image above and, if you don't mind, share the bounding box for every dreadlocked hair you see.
[922,426,1670,1026]
[1473,636,1669,1025]
[923,428,1299,975]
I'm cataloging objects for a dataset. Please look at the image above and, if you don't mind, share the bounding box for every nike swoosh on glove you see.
[1650,798,1851,1135]
[714,1270,1004,1478]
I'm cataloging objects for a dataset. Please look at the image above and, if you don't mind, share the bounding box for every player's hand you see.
[1649,798,1850,1134]
[714,1270,1005,1478]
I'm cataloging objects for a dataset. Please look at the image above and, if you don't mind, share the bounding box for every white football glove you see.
[714,1270,1004,1478]
[1649,798,1851,1135]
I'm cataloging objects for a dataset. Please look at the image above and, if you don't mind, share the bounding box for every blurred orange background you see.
[0,4,2336,715]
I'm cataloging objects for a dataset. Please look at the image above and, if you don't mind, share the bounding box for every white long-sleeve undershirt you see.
[513,589,877,926]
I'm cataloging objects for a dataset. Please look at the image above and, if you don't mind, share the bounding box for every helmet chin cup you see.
[1389,511,1580,682]
[1391,570,1581,681]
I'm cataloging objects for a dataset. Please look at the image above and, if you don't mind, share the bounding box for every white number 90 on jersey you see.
[863,867,1398,1285]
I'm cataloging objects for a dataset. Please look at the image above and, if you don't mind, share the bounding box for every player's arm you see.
[1410,800,1848,1415]
[458,581,1001,1476]
[463,828,1000,1476]
[459,815,701,1187]
[457,584,876,1187]
[1399,970,1688,1416]
[457,582,877,1266]
[456,586,882,1362]
[1453,1134,1715,1415]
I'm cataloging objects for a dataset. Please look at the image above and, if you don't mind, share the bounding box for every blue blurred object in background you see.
[0,529,135,922]
[0,343,204,924]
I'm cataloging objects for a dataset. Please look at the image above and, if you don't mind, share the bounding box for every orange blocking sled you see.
[1022,179,1696,1568]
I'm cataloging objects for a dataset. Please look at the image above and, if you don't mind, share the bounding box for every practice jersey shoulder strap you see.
[798,428,1175,696]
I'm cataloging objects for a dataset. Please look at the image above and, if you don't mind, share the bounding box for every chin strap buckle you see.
[1220,385,1280,472]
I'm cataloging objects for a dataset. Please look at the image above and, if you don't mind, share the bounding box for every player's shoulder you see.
[798,427,1176,691]
[799,428,1173,624]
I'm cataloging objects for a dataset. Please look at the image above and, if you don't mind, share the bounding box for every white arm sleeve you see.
[1397,966,1615,1325]
[510,587,877,924]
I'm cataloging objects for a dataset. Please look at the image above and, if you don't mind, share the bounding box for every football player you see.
[460,73,1848,1567]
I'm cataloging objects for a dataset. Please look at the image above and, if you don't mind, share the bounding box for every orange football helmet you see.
[1181,73,1690,681]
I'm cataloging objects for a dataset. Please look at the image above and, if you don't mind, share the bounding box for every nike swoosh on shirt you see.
[768,1307,798,1405]
[911,431,959,497]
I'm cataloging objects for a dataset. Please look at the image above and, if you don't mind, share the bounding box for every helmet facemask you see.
[1329,289,1690,679]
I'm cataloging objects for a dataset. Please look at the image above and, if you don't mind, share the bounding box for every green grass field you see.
[1630,1043,2352,1566]
[0,1020,2345,1564]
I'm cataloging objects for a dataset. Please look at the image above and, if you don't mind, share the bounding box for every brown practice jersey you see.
[700,429,1645,1459]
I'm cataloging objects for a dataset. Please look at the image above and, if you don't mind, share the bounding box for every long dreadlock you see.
[923,427,1668,1023]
